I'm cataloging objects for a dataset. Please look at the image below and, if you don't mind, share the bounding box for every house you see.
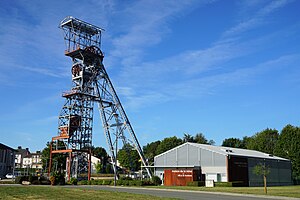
[22,151,42,169]
[154,142,292,186]
[91,155,101,174]
[15,146,30,168]
[31,151,42,169]
[0,143,15,178]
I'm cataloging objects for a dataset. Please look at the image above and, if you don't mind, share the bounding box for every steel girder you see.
[49,16,152,181]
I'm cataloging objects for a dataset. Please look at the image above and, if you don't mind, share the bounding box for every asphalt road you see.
[65,185,295,200]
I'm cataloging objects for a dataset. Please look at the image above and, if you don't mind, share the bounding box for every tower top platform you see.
[60,16,104,36]
[59,16,104,53]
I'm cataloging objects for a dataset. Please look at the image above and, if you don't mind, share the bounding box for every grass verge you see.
[0,185,176,200]
[149,185,300,198]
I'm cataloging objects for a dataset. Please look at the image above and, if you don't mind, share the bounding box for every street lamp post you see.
[11,152,15,181]
[113,113,119,187]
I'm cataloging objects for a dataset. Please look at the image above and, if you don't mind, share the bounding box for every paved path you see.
[65,185,298,200]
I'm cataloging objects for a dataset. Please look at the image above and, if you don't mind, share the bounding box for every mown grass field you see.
[0,185,176,200]
[152,185,300,198]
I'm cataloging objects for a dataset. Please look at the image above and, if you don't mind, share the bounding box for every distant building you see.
[0,143,15,178]
[15,146,30,168]
[91,155,101,174]
[15,146,42,169]
[31,151,42,169]
[154,142,292,186]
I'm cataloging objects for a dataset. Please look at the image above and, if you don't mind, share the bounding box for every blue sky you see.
[0,0,299,152]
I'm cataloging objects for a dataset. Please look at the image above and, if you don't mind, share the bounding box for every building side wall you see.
[154,144,228,182]
[248,158,292,186]
[0,148,15,178]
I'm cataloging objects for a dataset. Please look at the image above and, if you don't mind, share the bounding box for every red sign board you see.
[164,169,199,186]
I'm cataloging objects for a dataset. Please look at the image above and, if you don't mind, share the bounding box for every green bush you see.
[214,182,233,187]
[78,180,88,185]
[131,180,142,186]
[69,177,78,185]
[187,181,205,187]
[102,180,112,185]
[152,176,162,186]
[121,176,133,181]
[214,181,245,187]
[40,180,50,185]
[141,179,154,186]
[232,181,245,187]
[31,180,40,185]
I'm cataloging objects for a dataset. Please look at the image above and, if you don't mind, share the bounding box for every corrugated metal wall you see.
[248,158,292,186]
[155,143,226,167]
[154,143,227,180]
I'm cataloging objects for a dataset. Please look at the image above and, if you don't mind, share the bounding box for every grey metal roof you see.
[155,142,289,161]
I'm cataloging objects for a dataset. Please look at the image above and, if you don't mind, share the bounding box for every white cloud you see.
[222,0,292,38]
[108,0,214,66]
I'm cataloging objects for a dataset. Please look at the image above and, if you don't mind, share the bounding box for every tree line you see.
[142,124,300,182]
[42,124,300,182]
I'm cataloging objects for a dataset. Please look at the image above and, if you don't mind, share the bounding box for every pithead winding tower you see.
[48,16,151,180]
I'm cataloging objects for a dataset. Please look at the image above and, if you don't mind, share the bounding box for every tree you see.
[247,128,279,154]
[92,146,109,173]
[222,138,245,148]
[41,141,67,174]
[194,133,215,145]
[274,124,300,182]
[155,136,183,155]
[253,163,270,194]
[143,141,161,164]
[117,144,141,171]
[241,136,251,149]
[95,161,102,174]
[183,133,194,143]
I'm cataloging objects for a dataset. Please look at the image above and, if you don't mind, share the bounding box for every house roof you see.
[155,142,289,161]
[0,143,16,151]
[16,148,30,157]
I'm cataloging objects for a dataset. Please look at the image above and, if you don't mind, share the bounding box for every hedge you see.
[187,181,205,187]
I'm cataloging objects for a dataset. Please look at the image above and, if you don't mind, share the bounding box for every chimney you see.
[18,146,22,149]
[25,148,30,155]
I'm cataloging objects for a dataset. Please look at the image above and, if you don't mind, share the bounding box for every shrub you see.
[15,176,29,184]
[232,181,245,187]
[131,180,142,186]
[187,181,205,187]
[69,177,78,185]
[214,182,233,187]
[142,179,154,186]
[31,180,40,185]
[29,175,38,183]
[52,173,65,185]
[152,176,162,186]
[78,180,88,185]
[40,180,51,185]
[102,180,112,185]
[121,176,133,181]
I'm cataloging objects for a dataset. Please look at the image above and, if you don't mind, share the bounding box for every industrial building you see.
[0,143,15,178]
[154,142,292,186]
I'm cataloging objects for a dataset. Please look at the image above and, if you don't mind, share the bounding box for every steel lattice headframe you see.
[49,16,152,181]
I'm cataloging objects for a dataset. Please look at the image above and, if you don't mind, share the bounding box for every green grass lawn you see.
[151,185,300,198]
[0,185,176,200]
